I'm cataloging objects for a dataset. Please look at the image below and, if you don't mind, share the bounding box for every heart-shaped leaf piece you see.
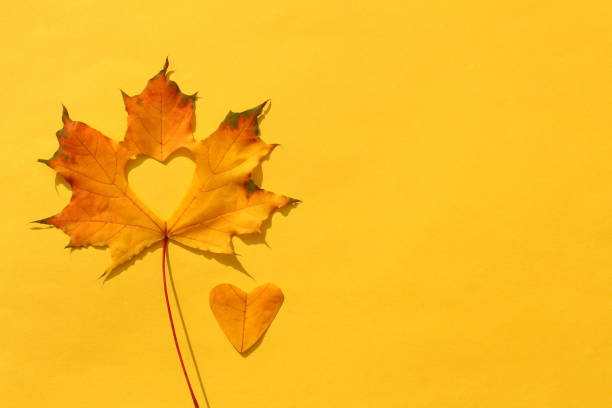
[210,283,284,354]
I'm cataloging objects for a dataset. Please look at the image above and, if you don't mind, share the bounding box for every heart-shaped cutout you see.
[210,283,284,354]
[127,153,195,220]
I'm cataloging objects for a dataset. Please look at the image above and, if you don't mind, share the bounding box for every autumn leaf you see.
[210,283,284,353]
[37,61,294,275]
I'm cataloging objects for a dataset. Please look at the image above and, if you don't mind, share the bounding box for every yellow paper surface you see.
[2,1,612,407]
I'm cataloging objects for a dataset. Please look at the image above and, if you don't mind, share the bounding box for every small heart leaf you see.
[210,283,284,354]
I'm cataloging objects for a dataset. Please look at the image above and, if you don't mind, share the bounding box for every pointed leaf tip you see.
[255,101,269,115]
[162,57,169,73]
[61,105,70,123]
[32,217,50,224]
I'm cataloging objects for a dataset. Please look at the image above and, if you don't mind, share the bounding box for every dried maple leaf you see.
[210,283,284,354]
[37,61,294,275]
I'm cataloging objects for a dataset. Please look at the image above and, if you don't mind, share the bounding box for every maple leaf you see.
[37,61,294,275]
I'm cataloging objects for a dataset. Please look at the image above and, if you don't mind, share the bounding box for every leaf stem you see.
[162,237,199,407]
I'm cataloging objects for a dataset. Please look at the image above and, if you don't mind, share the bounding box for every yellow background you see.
[2,1,612,406]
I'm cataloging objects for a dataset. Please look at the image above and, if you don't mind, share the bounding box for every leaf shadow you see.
[28,224,54,230]
[242,144,300,246]
[240,328,270,358]
[101,240,164,282]
[170,240,254,279]
[166,245,213,408]
[238,201,299,247]
[54,172,71,191]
